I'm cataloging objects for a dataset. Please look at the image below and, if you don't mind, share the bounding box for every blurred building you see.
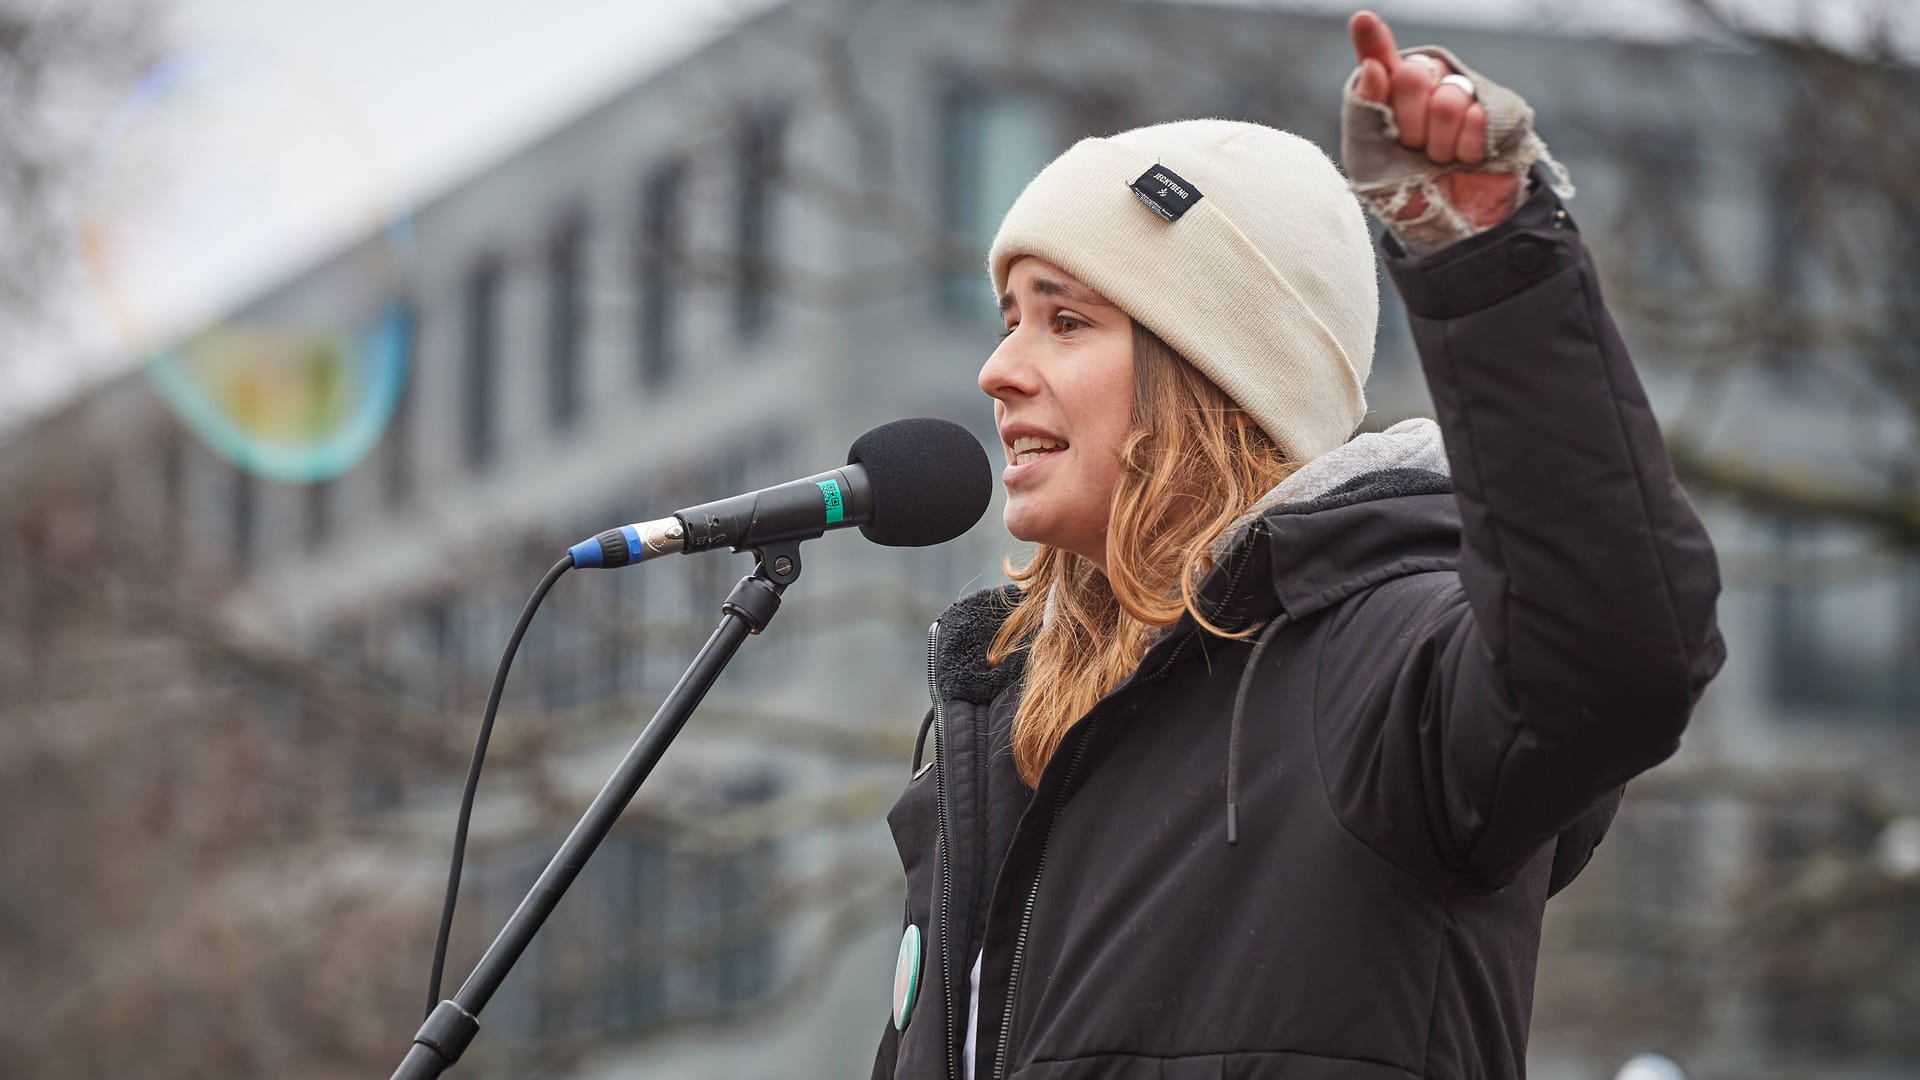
[1,1,1914,1078]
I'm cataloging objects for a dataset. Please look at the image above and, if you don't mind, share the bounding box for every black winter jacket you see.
[871,167,1729,1080]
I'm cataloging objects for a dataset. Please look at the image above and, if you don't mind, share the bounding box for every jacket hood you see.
[1226,415,1457,624]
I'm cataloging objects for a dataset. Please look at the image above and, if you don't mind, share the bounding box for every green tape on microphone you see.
[817,478,845,524]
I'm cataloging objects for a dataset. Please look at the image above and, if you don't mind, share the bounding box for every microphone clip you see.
[751,540,804,588]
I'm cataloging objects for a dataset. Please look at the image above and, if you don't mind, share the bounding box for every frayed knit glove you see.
[1340,43,1575,255]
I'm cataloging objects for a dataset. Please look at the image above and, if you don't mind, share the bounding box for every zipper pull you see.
[926,620,942,710]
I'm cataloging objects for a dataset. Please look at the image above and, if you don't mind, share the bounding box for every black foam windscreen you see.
[847,417,992,548]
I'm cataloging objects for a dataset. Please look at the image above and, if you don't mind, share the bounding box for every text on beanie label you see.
[1127,163,1204,222]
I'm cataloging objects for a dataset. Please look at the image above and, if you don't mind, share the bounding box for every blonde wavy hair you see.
[987,320,1307,788]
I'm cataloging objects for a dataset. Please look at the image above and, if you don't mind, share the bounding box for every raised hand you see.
[1346,10,1523,233]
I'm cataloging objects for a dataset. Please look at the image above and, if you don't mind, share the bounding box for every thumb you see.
[1348,11,1399,74]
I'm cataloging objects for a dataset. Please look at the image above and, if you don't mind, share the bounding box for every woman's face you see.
[978,256,1135,570]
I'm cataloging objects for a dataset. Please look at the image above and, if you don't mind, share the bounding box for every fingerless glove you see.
[1340,44,1575,255]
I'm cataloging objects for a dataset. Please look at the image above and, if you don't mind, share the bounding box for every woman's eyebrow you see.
[998,277,1105,316]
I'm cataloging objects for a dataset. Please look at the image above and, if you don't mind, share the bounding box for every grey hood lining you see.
[1218,415,1451,556]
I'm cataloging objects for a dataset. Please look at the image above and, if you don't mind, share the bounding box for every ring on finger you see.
[1438,73,1477,101]
[1406,53,1445,83]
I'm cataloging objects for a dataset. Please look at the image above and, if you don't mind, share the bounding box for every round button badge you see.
[892,923,923,1031]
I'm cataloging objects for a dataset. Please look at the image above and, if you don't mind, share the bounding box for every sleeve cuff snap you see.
[1380,162,1581,320]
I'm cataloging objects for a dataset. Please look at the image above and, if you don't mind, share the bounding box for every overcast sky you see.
[10,0,777,421]
[159,0,814,228]
[8,0,1913,424]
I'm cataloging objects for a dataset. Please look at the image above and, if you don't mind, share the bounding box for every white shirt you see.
[964,947,982,1078]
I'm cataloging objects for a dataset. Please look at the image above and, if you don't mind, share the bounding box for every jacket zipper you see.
[987,537,1261,1077]
[926,620,958,1080]
[990,721,1095,1080]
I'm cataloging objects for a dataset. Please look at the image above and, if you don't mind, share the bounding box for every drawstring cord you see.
[1226,613,1289,845]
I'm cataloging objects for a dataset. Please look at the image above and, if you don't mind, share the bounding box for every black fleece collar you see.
[932,585,1026,708]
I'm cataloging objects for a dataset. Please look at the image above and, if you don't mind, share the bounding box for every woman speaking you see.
[872,10,1728,1079]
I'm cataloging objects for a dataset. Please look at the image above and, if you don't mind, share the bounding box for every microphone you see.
[567,417,992,569]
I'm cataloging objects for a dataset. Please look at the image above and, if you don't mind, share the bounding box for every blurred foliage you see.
[0,1,154,376]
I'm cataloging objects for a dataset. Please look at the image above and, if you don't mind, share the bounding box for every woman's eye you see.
[997,315,1084,341]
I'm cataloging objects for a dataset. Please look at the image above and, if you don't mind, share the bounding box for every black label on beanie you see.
[1128,164,1203,222]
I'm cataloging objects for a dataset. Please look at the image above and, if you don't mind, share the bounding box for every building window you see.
[393,598,454,711]
[1893,201,1920,357]
[1766,516,1920,723]
[734,108,784,340]
[161,425,185,571]
[231,466,255,574]
[936,82,1063,322]
[605,828,669,1029]
[1616,133,1706,292]
[1761,162,1850,397]
[637,160,684,388]
[425,598,459,711]
[304,479,332,550]
[534,604,596,713]
[382,298,418,508]
[1371,217,1414,377]
[463,258,502,470]
[547,211,587,431]
[703,774,779,1009]
[1761,162,1919,411]
[471,769,779,1043]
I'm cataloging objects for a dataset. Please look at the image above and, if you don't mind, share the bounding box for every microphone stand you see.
[390,542,805,1079]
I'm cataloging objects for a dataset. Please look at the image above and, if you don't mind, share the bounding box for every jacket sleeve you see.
[1360,163,1728,889]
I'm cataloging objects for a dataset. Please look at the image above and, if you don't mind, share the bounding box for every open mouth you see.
[1008,435,1069,466]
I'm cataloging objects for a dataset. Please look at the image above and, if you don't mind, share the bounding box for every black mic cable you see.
[424,556,571,1018]
[418,417,989,1017]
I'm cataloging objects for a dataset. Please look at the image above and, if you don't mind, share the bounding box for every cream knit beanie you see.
[986,118,1377,465]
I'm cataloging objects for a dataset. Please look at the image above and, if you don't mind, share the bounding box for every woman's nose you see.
[978,334,1040,401]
